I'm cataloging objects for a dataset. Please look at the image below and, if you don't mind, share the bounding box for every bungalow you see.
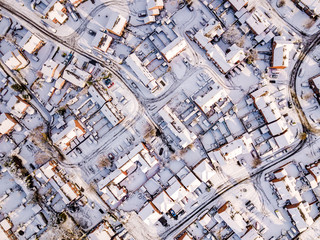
[2,49,29,70]
[51,119,86,150]
[219,138,249,162]
[152,191,174,214]
[138,202,162,226]
[40,59,64,81]
[18,31,45,55]
[0,113,17,137]
[192,159,216,184]
[161,37,187,62]
[106,12,127,36]
[43,0,68,24]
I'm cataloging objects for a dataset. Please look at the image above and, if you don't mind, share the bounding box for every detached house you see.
[43,0,68,24]
[0,113,17,137]
[18,32,45,55]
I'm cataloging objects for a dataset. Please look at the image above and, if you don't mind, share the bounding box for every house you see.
[92,32,113,53]
[69,0,86,7]
[192,159,216,184]
[194,81,227,115]
[271,36,293,69]
[177,167,202,192]
[306,161,320,184]
[219,138,249,162]
[165,177,189,203]
[216,201,248,237]
[285,202,313,232]
[228,0,248,11]
[35,160,81,204]
[206,44,233,74]
[267,117,288,136]
[40,59,64,81]
[87,221,115,240]
[43,0,68,24]
[51,119,86,150]
[161,37,187,62]
[54,77,66,90]
[6,95,32,118]
[88,86,123,127]
[309,74,320,104]
[269,168,302,202]
[225,44,245,65]
[241,225,264,240]
[62,64,92,88]
[0,218,15,240]
[147,0,164,16]
[245,10,270,35]
[138,202,162,226]
[18,31,45,55]
[126,53,159,92]
[152,191,174,214]
[106,12,127,36]
[158,105,196,148]
[0,113,17,137]
[2,50,29,70]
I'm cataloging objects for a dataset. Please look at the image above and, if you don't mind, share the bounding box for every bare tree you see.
[222,25,242,45]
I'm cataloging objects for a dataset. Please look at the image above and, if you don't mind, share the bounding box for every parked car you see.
[108,153,115,161]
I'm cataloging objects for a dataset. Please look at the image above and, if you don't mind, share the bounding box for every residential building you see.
[219,138,250,162]
[309,74,320,104]
[106,12,127,36]
[161,37,187,62]
[92,32,113,53]
[228,0,248,11]
[43,0,68,24]
[126,53,159,92]
[40,59,64,81]
[246,10,270,35]
[177,167,202,192]
[192,159,216,184]
[0,113,17,137]
[69,0,87,7]
[271,36,293,69]
[138,202,162,226]
[18,31,45,54]
[0,218,16,240]
[51,119,86,150]
[6,95,32,118]
[159,105,196,148]
[285,202,313,232]
[2,50,29,70]
[62,64,92,88]
[147,0,164,16]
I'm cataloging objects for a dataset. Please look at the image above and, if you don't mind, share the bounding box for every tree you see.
[278,0,286,7]
[11,83,26,92]
[222,25,242,45]
[299,132,307,140]
[98,154,111,169]
[57,107,67,116]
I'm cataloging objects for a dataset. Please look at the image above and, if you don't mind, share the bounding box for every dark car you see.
[75,147,82,154]
[158,217,168,227]
[108,153,115,161]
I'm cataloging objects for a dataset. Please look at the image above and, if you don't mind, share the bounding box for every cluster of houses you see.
[268,160,320,233]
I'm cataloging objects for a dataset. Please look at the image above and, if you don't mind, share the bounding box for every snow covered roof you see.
[208,150,226,166]
[138,203,162,226]
[0,218,12,231]
[180,171,202,192]
[41,59,61,79]
[60,182,79,203]
[92,32,113,52]
[98,169,126,191]
[307,162,320,183]
[106,12,127,36]
[272,36,293,69]
[228,0,248,11]
[6,95,30,118]
[225,44,245,64]
[54,77,65,89]
[192,159,216,183]
[245,10,270,35]
[270,175,301,201]
[52,119,86,150]
[0,113,17,136]
[260,102,281,123]
[18,31,44,54]
[267,117,288,136]
[158,105,196,148]
[70,0,86,7]
[310,75,320,90]
[100,104,120,127]
[220,138,248,161]
[62,64,91,88]
[161,37,187,62]
[88,85,108,106]
[165,177,188,202]
[206,44,233,74]
[45,1,68,24]
[194,82,227,114]
[87,223,114,240]
[274,130,294,149]
[126,53,157,88]
[286,202,313,232]
[301,0,320,15]
[241,226,263,240]
[217,202,247,237]
[203,21,225,39]
[152,191,174,213]
[147,0,164,10]
[2,50,29,70]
